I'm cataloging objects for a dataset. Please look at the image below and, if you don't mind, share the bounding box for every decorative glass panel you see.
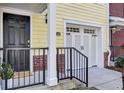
[84,28,95,34]
[66,27,79,33]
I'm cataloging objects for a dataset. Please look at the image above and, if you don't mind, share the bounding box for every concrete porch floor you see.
[88,67,123,90]
[14,67,123,90]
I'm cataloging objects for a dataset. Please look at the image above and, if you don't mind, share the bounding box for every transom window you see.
[66,27,79,32]
[84,28,95,34]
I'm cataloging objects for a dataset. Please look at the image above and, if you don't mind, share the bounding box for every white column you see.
[47,3,57,86]
[0,10,2,90]
[106,3,111,66]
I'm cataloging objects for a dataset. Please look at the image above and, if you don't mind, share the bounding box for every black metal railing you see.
[110,46,124,61]
[56,47,88,87]
[2,48,48,90]
[0,47,88,90]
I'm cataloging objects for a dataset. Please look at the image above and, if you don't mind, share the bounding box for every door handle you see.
[27,45,30,47]
[27,40,30,44]
[27,40,30,47]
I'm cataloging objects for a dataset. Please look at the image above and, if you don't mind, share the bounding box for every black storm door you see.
[3,13,30,71]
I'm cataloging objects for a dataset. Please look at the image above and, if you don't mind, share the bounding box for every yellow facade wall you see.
[31,14,48,48]
[31,4,108,52]
[56,3,108,51]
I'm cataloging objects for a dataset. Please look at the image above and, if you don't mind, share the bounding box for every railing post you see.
[70,48,72,80]
[43,49,45,85]
[86,57,88,87]
[5,49,8,90]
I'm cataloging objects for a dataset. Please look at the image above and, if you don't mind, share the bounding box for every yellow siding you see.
[56,3,107,51]
[31,4,107,52]
[32,14,48,48]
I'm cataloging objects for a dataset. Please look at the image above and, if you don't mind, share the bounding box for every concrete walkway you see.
[18,67,123,90]
[88,67,123,90]
[0,67,123,90]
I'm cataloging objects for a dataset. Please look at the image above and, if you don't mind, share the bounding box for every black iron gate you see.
[1,48,48,90]
[0,47,88,90]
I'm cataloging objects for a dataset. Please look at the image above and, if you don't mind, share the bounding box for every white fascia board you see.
[110,16,124,22]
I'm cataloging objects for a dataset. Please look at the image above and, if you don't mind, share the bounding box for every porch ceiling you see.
[0,3,47,13]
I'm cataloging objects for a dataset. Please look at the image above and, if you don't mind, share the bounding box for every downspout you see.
[106,3,111,66]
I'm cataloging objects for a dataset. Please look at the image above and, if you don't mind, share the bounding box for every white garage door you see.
[66,25,97,67]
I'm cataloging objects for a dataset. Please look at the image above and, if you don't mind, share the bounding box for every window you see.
[84,28,95,34]
[66,27,79,32]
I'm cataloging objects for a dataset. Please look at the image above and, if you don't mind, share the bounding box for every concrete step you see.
[17,79,88,90]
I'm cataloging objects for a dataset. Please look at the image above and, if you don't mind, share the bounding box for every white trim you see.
[110,16,124,22]
[30,15,33,72]
[0,10,3,48]
[64,19,103,47]
[96,27,103,68]
[64,19,104,68]
[0,10,3,89]
[0,6,34,48]
[107,3,111,66]
[64,19,103,29]
[0,6,34,71]
[96,29,98,67]
[95,3,107,6]
[110,16,124,27]
[41,9,47,15]
[0,6,40,16]
[64,21,67,48]
[110,21,124,27]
